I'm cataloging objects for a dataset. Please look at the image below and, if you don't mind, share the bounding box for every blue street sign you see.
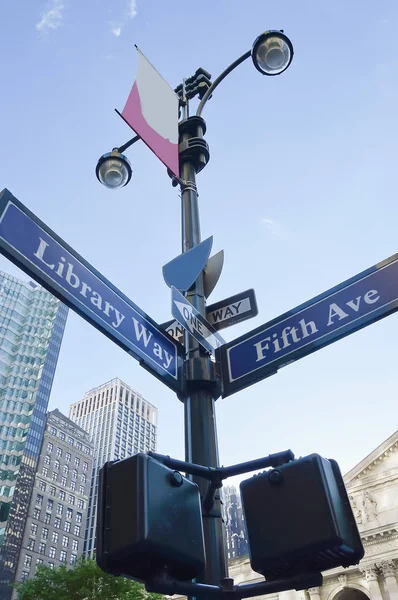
[219,253,398,397]
[171,286,225,354]
[0,189,184,393]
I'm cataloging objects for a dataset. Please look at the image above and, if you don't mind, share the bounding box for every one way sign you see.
[163,289,258,344]
[207,288,257,330]
[171,286,225,354]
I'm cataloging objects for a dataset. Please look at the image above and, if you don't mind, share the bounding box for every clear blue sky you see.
[1,0,398,482]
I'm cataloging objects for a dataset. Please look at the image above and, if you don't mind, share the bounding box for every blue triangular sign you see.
[163,237,213,292]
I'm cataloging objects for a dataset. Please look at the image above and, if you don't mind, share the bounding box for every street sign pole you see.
[179,139,228,586]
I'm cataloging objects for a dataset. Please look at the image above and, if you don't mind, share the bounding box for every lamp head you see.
[96,151,132,189]
[252,30,293,76]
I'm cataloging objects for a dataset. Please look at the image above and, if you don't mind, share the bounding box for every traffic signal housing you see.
[240,454,364,579]
[96,453,206,582]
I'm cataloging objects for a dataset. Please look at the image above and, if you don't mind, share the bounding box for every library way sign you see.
[1,188,398,399]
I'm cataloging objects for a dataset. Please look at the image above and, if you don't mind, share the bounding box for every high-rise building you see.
[69,378,158,557]
[0,271,68,598]
[12,409,93,598]
[223,485,248,560]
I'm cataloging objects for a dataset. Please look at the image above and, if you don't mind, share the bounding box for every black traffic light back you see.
[97,453,206,582]
[240,454,364,579]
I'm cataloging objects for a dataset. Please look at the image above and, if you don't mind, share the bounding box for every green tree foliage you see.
[14,557,165,600]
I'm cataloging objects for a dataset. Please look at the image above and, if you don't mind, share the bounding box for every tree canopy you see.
[14,557,165,600]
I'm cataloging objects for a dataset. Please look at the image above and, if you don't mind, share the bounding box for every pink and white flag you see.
[121,48,179,178]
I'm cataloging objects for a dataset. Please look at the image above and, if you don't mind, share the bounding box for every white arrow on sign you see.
[171,287,225,354]
[162,288,258,345]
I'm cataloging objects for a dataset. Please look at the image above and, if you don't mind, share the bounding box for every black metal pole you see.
[180,155,227,588]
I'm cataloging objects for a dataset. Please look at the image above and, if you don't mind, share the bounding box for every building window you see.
[77,442,82,450]
[64,521,71,533]
[46,499,53,511]
[44,513,51,525]
[70,481,76,491]
[41,466,48,477]
[27,538,35,551]
[21,571,29,582]
[60,550,67,562]
[59,490,65,501]
[49,486,56,497]
[36,494,43,507]
[48,562,54,569]
[75,512,81,523]
[50,427,57,436]
[70,554,77,565]
[41,528,48,540]
[54,518,61,529]
[56,447,62,457]
[66,508,73,520]
[61,476,67,486]
[59,432,65,441]
[44,455,50,465]
[72,470,77,480]
[52,472,58,482]
[69,495,75,505]
[54,460,60,471]
[73,525,80,536]
[62,535,69,547]
[30,523,38,536]
[83,461,88,471]
[52,532,59,543]
[74,457,80,467]
[63,465,69,475]
[84,446,90,455]
[39,542,46,555]
[39,479,46,491]
[36,558,43,569]
[24,555,32,568]
[79,485,85,495]
[68,437,74,446]
[81,473,86,483]
[72,539,78,551]
[57,503,63,515]
[65,452,71,463]
[33,508,40,520]
[49,547,56,559]
[77,499,84,510]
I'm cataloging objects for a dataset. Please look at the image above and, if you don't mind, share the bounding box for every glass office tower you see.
[0,271,68,599]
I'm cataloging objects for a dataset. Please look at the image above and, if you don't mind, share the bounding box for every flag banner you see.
[121,48,179,177]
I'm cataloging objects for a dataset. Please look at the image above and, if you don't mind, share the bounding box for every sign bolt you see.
[170,471,184,487]
[268,469,283,484]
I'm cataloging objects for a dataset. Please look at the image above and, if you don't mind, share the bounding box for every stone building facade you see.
[12,409,93,598]
[229,429,398,600]
[69,377,157,558]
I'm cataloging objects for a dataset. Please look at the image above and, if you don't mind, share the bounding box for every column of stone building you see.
[360,565,383,600]
[379,560,398,600]
[280,589,302,600]
[307,587,321,600]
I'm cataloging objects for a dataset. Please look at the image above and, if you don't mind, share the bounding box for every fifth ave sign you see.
[219,253,398,397]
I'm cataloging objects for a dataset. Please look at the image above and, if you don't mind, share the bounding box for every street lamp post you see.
[96,30,294,590]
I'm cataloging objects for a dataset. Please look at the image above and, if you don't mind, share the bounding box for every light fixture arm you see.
[116,134,140,154]
[196,50,251,117]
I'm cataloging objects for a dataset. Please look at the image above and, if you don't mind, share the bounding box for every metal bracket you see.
[180,180,198,194]
[147,449,295,514]
[146,570,323,600]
